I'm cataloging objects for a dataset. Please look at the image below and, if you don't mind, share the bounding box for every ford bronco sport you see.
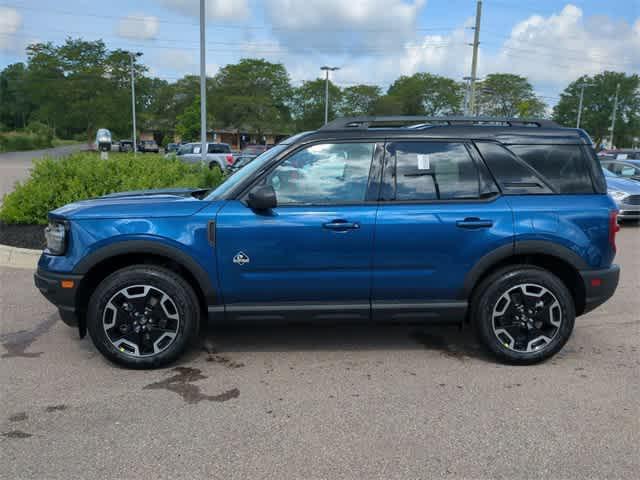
[35,116,620,368]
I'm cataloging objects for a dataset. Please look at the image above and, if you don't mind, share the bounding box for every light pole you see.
[576,83,594,128]
[199,0,207,163]
[609,83,620,148]
[129,52,142,155]
[320,66,339,125]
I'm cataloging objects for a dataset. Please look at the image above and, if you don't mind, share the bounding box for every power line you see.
[0,3,460,33]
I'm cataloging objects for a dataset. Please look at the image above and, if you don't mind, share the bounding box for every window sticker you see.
[417,154,431,170]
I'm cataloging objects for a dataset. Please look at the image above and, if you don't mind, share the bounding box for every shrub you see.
[0,130,54,152]
[0,152,223,224]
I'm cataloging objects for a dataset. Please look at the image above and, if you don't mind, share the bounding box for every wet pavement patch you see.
[2,430,32,439]
[202,340,245,368]
[8,412,28,422]
[143,367,240,404]
[410,331,477,360]
[45,404,68,412]
[0,314,58,358]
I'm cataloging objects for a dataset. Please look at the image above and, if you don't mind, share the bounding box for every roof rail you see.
[320,116,559,130]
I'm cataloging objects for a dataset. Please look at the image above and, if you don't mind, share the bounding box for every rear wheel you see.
[209,162,223,175]
[87,265,200,369]
[472,266,575,365]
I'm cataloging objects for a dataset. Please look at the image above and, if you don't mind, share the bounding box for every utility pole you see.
[462,76,473,116]
[576,83,594,128]
[468,0,482,116]
[321,66,339,125]
[609,82,620,148]
[199,0,207,162]
[129,52,139,155]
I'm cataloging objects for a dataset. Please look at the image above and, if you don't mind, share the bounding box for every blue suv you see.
[34,117,620,368]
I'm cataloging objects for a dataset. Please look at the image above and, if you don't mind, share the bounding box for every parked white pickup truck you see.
[168,142,235,172]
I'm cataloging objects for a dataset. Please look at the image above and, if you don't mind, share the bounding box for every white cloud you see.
[483,4,639,86]
[264,0,426,53]
[117,14,160,40]
[307,4,638,98]
[0,7,22,50]
[151,48,198,75]
[158,0,249,20]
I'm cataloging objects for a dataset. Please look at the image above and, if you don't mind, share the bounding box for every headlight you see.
[608,190,627,202]
[44,221,68,255]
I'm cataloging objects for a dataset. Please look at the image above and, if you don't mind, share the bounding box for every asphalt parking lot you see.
[1,227,638,479]
[0,145,84,201]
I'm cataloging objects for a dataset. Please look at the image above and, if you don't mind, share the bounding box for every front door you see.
[215,141,382,322]
[372,140,513,322]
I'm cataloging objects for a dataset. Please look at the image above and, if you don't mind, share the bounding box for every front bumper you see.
[34,268,84,329]
[579,264,620,315]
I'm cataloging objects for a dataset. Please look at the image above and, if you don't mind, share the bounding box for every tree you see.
[210,58,292,135]
[385,73,464,116]
[339,85,381,116]
[175,97,201,142]
[553,71,640,148]
[0,63,33,129]
[476,73,546,118]
[291,79,341,130]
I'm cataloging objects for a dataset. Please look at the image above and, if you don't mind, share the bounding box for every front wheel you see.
[87,265,200,369]
[472,266,575,365]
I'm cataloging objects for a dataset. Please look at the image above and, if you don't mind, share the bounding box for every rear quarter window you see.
[474,142,553,194]
[508,145,595,194]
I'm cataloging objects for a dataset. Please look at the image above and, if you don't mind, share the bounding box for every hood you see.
[50,188,212,220]
[605,175,640,194]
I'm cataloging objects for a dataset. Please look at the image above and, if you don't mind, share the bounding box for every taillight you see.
[609,210,620,253]
[226,154,234,165]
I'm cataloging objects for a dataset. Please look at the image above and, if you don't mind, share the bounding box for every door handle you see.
[456,217,494,229]
[323,220,360,231]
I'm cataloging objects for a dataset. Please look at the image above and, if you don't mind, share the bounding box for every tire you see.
[87,265,200,369]
[209,162,223,175]
[471,266,575,365]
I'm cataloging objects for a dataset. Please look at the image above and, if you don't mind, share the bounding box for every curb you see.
[0,243,41,270]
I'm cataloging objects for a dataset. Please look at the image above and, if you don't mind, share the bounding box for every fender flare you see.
[73,239,217,304]
[461,240,588,299]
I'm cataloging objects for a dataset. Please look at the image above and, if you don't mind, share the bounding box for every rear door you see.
[215,141,382,322]
[372,140,513,321]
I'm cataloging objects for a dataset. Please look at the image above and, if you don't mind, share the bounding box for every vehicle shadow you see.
[195,322,492,362]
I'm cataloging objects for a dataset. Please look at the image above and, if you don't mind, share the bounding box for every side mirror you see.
[247,185,277,210]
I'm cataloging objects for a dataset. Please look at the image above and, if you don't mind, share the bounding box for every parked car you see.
[95,129,112,152]
[138,140,160,153]
[118,140,134,153]
[601,159,640,182]
[603,168,640,221]
[171,142,235,172]
[241,144,268,156]
[35,116,620,368]
[166,143,179,154]
[226,154,257,174]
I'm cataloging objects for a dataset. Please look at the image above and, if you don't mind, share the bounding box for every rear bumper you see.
[579,264,620,315]
[34,268,84,328]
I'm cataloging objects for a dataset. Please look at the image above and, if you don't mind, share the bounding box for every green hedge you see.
[0,152,223,224]
[0,131,53,152]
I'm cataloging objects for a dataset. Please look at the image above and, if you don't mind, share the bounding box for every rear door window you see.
[384,142,483,201]
[208,144,231,154]
[509,145,594,193]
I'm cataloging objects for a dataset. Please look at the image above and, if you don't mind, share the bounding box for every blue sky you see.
[1,0,638,104]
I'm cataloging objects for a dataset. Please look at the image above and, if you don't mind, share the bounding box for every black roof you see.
[293,116,590,146]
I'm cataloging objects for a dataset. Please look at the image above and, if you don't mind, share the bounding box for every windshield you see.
[602,168,615,177]
[206,144,288,200]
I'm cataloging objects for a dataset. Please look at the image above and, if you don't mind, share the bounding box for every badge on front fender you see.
[233,251,250,265]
